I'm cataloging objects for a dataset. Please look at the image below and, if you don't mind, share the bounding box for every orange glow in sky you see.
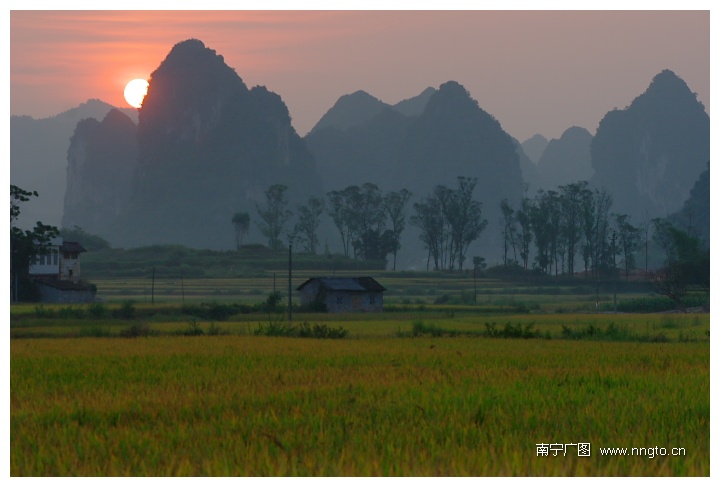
[9,9,710,141]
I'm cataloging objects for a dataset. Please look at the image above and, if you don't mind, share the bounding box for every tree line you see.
[234,178,708,288]
[232,177,493,271]
[498,181,640,279]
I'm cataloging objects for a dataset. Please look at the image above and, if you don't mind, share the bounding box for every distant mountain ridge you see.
[535,126,593,189]
[78,39,323,249]
[306,80,524,264]
[591,69,709,221]
[521,134,549,164]
[10,44,709,264]
[10,99,138,229]
[309,86,437,135]
[63,109,138,235]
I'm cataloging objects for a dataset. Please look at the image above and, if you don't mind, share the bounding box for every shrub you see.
[114,300,136,320]
[34,305,55,318]
[254,321,347,339]
[86,302,108,318]
[178,319,204,336]
[484,322,539,339]
[207,322,222,336]
[119,323,152,338]
[181,302,251,321]
[79,325,112,338]
[58,306,85,319]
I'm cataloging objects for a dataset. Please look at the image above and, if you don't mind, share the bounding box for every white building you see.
[29,237,87,283]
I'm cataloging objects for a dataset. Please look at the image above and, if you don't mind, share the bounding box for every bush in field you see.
[87,302,108,318]
[58,306,85,319]
[207,322,222,336]
[484,321,539,339]
[79,325,112,338]
[254,321,347,339]
[34,305,55,318]
[301,299,328,313]
[561,322,668,342]
[262,292,284,312]
[119,322,152,338]
[412,321,451,337]
[607,295,708,313]
[181,302,251,321]
[178,319,204,336]
[114,300,136,320]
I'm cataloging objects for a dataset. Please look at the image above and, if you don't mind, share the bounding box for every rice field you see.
[10,271,710,476]
[10,314,709,476]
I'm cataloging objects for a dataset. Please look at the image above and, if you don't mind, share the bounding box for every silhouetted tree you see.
[294,197,324,254]
[650,219,709,309]
[411,177,486,271]
[499,198,518,266]
[256,184,292,250]
[383,189,412,271]
[231,212,250,251]
[613,213,640,279]
[410,191,447,271]
[10,185,59,301]
[559,181,587,277]
[326,188,355,257]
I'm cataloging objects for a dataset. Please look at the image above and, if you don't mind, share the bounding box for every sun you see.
[124,79,149,108]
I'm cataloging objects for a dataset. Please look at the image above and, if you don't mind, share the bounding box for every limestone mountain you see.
[591,70,709,221]
[305,81,524,262]
[107,39,322,249]
[62,109,138,236]
[513,139,540,192]
[10,99,137,229]
[393,81,523,207]
[392,87,437,117]
[309,90,392,135]
[520,134,548,164]
[305,107,413,192]
[668,162,709,247]
[535,126,593,189]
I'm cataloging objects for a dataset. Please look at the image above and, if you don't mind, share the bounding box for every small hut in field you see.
[297,277,386,313]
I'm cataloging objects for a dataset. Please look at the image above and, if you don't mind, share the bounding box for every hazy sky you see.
[8,6,711,142]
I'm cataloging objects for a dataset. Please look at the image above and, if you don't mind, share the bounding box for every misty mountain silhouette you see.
[309,90,392,135]
[102,39,322,249]
[520,134,548,164]
[668,162,709,247]
[307,80,524,263]
[63,109,138,236]
[591,69,709,221]
[10,99,137,229]
[535,126,593,189]
[392,87,437,117]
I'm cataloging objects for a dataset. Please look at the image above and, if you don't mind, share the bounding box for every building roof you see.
[297,277,386,293]
[60,241,87,253]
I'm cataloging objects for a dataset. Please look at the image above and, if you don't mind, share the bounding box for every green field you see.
[10,274,710,476]
[11,333,709,475]
[10,271,710,476]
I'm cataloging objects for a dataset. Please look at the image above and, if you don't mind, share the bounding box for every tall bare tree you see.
[383,189,412,271]
[256,184,293,250]
[231,212,250,251]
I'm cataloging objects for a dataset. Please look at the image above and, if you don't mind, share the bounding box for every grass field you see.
[10,333,709,475]
[10,300,710,476]
[10,272,710,476]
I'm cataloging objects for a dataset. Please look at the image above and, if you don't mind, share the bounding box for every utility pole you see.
[612,231,617,313]
[151,266,155,305]
[180,269,185,305]
[473,265,477,306]
[288,244,293,323]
